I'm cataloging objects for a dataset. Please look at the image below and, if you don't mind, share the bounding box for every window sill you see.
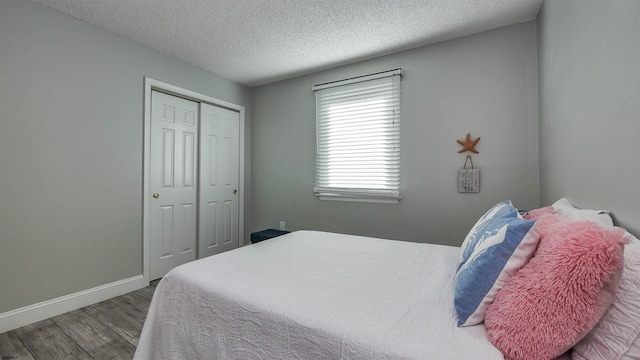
[316,193,400,204]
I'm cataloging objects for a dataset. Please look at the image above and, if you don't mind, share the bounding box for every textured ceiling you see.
[32,0,543,87]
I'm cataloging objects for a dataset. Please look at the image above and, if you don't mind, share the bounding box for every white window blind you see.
[313,69,402,203]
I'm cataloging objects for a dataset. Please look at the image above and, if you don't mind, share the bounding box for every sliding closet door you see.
[198,103,240,258]
[149,91,198,280]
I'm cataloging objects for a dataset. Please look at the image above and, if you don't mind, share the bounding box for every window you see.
[313,69,402,203]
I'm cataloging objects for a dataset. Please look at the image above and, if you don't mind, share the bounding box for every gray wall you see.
[0,0,252,313]
[251,21,539,246]
[538,0,640,237]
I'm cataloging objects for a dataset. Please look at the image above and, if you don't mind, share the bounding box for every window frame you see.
[312,69,402,204]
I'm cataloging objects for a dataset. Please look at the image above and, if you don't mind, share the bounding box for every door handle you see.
[233,189,238,195]
[153,193,160,199]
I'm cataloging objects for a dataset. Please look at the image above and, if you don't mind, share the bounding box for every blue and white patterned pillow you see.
[454,200,540,327]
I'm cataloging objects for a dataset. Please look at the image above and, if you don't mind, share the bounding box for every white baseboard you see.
[0,275,145,333]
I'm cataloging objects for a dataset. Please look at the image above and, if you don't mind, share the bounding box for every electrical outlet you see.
[279,221,286,231]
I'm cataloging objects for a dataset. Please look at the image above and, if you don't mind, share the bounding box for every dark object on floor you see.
[250,229,290,244]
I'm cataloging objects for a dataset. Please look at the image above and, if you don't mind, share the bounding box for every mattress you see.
[134,230,503,360]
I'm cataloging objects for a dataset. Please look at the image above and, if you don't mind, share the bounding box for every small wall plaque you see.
[459,155,480,193]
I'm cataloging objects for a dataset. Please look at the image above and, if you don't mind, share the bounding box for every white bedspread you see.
[134,230,503,360]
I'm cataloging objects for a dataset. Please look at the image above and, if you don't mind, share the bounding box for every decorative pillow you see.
[552,198,614,227]
[454,200,539,327]
[573,234,640,360]
[484,213,627,360]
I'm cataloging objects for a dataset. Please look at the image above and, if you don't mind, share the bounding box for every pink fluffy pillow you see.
[484,213,627,360]
[525,205,553,219]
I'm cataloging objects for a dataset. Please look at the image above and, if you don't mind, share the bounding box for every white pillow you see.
[552,198,614,227]
[616,235,640,360]
[573,234,640,360]
[621,336,640,360]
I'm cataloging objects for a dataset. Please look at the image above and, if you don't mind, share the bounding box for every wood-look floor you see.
[0,280,158,360]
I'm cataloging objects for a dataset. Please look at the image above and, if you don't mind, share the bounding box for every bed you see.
[134,230,504,359]
[135,199,640,360]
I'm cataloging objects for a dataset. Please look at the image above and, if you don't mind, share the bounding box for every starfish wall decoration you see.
[457,133,480,154]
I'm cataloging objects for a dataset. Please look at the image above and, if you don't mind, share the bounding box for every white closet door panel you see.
[199,103,240,258]
[205,201,219,249]
[150,91,198,280]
